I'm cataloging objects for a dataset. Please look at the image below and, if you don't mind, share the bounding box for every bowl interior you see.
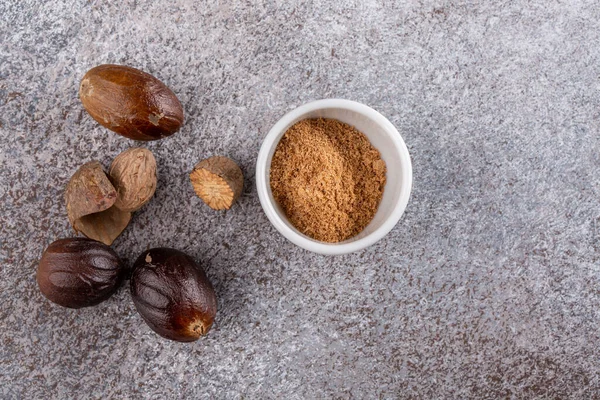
[263,106,407,245]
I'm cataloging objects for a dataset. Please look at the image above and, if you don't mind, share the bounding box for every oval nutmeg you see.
[130,248,217,342]
[79,64,184,141]
[36,238,125,308]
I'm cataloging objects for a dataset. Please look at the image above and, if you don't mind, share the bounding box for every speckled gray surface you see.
[2,0,600,398]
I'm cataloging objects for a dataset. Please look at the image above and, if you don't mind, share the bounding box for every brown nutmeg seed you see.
[109,147,157,212]
[65,161,131,245]
[37,237,125,308]
[79,64,184,141]
[130,248,217,342]
[189,156,244,210]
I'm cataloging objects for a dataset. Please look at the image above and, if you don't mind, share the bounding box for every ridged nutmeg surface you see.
[79,64,184,141]
[130,248,217,342]
[109,147,157,212]
[190,156,244,210]
[36,238,125,308]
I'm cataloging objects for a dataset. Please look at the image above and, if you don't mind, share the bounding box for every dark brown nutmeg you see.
[130,248,217,342]
[36,238,125,308]
[79,64,184,141]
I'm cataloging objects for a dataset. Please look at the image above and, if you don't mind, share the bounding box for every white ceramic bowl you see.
[256,99,412,255]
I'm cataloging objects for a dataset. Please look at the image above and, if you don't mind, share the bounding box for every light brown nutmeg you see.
[109,148,157,212]
[190,156,244,210]
[79,64,184,141]
[65,161,131,245]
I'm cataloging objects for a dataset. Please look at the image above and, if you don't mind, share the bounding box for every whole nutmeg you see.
[37,238,125,308]
[65,161,131,245]
[130,248,217,342]
[109,147,157,212]
[79,64,184,141]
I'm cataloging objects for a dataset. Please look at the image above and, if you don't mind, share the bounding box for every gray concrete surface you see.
[2,0,600,398]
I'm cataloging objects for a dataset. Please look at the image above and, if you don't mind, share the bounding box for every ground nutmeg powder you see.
[270,118,386,243]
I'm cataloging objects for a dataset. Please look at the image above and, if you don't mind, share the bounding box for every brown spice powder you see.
[270,118,387,243]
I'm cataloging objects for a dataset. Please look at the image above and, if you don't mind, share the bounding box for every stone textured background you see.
[2,0,600,398]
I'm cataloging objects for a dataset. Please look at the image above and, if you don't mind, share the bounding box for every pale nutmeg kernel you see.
[109,147,157,212]
[189,156,243,210]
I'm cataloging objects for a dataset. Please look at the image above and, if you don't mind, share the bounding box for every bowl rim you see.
[256,99,413,255]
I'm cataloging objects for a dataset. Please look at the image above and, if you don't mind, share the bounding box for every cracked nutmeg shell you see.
[130,248,217,342]
[79,64,184,141]
[37,238,125,308]
[65,161,131,246]
[109,147,157,212]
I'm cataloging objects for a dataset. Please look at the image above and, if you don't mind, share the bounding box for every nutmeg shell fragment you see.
[130,248,217,342]
[37,238,125,308]
[190,156,244,210]
[79,64,184,141]
[65,161,131,246]
[109,147,157,212]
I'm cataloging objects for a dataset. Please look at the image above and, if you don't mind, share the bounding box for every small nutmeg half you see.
[190,156,243,210]
[109,147,157,212]
[65,161,131,245]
